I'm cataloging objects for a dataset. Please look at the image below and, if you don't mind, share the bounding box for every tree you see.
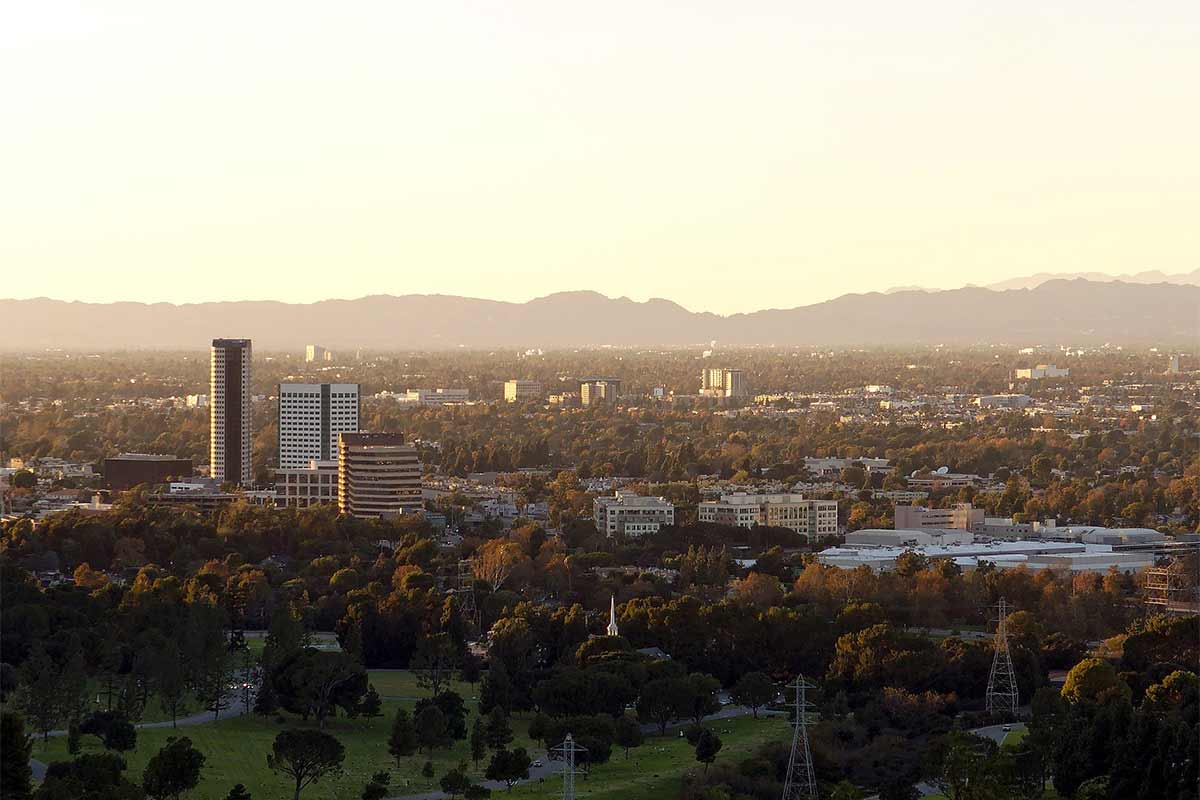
[11,470,35,489]
[485,747,531,789]
[421,760,435,778]
[224,785,252,800]
[272,649,368,729]
[731,671,776,718]
[80,711,138,753]
[415,704,450,755]
[1061,657,1131,706]
[693,728,722,773]
[439,762,473,797]
[470,716,486,767]
[254,677,279,717]
[266,729,346,800]
[358,685,383,725]
[192,645,234,721]
[412,634,458,697]
[614,715,643,758]
[388,708,418,766]
[414,691,469,740]
[36,752,143,799]
[155,643,190,727]
[1,712,33,800]
[637,676,689,734]
[18,644,61,742]
[471,540,527,592]
[361,771,390,800]
[483,706,513,751]
[143,736,206,800]
[682,673,721,725]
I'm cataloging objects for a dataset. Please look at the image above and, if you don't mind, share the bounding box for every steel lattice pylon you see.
[782,675,818,800]
[552,732,588,800]
[986,596,1019,718]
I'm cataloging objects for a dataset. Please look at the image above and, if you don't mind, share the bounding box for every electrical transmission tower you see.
[455,559,480,634]
[986,596,1019,718]
[552,733,588,800]
[782,675,818,800]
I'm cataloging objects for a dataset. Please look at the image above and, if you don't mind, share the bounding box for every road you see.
[29,693,250,781]
[971,721,1027,745]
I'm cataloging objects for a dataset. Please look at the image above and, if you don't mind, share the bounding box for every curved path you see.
[29,699,249,781]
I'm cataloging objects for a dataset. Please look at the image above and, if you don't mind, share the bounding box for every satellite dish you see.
[936,466,950,474]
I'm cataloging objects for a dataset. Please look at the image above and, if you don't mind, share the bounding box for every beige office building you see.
[337,433,422,518]
[894,503,984,531]
[700,368,747,398]
[699,493,838,540]
[504,380,543,403]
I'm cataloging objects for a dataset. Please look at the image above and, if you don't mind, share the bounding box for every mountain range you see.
[885,267,1200,294]
[2,279,1196,350]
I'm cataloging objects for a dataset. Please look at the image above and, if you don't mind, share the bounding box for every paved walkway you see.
[29,697,249,781]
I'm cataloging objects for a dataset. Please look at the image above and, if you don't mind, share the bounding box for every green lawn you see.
[32,671,787,800]
[1001,728,1028,748]
[509,715,791,800]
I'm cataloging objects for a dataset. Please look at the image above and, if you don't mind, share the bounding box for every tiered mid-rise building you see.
[504,380,543,403]
[277,383,360,469]
[337,433,422,518]
[210,338,253,486]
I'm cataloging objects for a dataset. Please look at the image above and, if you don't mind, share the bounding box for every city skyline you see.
[5,1,1198,314]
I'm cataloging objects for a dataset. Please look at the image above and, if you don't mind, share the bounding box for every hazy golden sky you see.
[3,1,1197,313]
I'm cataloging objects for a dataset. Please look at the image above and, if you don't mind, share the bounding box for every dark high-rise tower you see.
[210,338,252,486]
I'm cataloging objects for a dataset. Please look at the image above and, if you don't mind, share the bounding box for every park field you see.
[32,670,788,800]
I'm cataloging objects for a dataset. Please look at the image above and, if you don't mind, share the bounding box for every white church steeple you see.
[606,595,619,637]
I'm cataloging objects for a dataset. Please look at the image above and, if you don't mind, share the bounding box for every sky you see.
[2,1,1197,315]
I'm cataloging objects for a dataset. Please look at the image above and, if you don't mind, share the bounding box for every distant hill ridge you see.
[1,279,1196,350]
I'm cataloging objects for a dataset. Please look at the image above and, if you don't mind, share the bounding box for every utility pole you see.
[552,732,588,800]
[986,596,1019,718]
[782,675,818,800]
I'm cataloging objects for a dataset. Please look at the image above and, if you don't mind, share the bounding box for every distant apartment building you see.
[578,381,619,407]
[894,502,983,531]
[699,493,839,539]
[580,378,621,406]
[104,453,193,491]
[504,380,543,403]
[276,459,338,507]
[338,433,422,518]
[185,394,209,408]
[210,338,253,486]
[700,368,748,398]
[278,383,360,470]
[593,491,675,537]
[1014,364,1069,380]
[305,345,332,363]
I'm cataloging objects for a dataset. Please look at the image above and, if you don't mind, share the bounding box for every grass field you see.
[32,670,785,800]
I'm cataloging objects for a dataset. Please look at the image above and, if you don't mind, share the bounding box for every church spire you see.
[607,595,619,637]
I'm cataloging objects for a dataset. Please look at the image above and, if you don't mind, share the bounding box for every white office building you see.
[699,493,839,540]
[276,459,339,507]
[594,491,675,538]
[278,383,360,469]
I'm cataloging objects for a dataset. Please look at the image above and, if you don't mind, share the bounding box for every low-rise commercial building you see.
[104,453,193,491]
[1015,365,1069,380]
[275,459,338,507]
[818,535,1155,574]
[594,491,675,537]
[504,380,543,403]
[699,493,838,540]
[894,503,983,531]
